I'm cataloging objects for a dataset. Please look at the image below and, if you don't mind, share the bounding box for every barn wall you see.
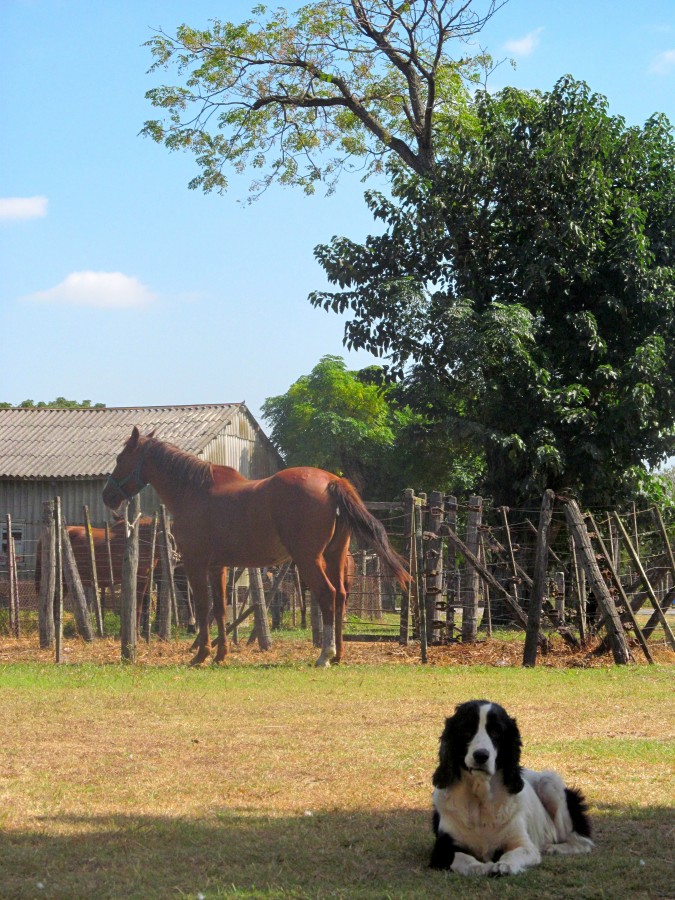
[200,408,282,478]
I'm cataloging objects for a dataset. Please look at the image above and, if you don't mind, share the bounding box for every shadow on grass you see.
[1,805,672,899]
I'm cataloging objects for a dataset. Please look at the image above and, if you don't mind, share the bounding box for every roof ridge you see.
[0,402,244,412]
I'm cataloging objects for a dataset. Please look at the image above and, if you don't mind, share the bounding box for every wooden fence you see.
[2,492,675,666]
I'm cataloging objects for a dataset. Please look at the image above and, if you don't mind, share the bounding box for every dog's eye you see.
[487,725,502,741]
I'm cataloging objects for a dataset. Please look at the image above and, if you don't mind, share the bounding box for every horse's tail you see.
[328,479,410,589]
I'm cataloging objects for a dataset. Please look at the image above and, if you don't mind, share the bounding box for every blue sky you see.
[2,0,675,427]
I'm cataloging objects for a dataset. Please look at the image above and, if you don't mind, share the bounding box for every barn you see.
[0,404,283,574]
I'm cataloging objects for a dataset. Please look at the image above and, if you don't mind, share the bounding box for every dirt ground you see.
[2,632,673,668]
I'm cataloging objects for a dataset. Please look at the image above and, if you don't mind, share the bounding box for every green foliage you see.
[312,78,675,506]
[262,354,483,498]
[142,1,500,197]
[0,398,106,408]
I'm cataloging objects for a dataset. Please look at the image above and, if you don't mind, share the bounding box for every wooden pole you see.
[424,491,444,644]
[158,505,177,640]
[585,512,652,664]
[445,496,458,640]
[291,564,300,628]
[399,489,415,644]
[499,506,522,618]
[54,498,63,663]
[38,500,56,648]
[142,512,158,643]
[569,534,586,644]
[248,567,272,650]
[461,497,483,642]
[479,535,492,638]
[523,490,555,667]
[415,496,428,662]
[612,511,675,652]
[83,505,104,637]
[120,496,140,662]
[563,500,630,664]
[652,506,675,581]
[6,514,18,636]
[5,515,14,634]
[104,521,116,611]
[61,524,95,642]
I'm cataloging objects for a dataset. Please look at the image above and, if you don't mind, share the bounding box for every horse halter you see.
[105,446,149,503]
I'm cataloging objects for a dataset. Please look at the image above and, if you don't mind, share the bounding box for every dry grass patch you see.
[0,640,673,898]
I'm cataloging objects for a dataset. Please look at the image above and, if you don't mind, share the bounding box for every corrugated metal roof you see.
[0,404,246,478]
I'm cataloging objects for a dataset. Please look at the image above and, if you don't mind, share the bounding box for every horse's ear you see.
[128,426,140,449]
[147,429,156,439]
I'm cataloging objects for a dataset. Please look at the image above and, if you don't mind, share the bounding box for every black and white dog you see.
[430,700,593,876]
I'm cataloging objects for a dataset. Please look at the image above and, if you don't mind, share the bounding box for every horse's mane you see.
[146,437,214,492]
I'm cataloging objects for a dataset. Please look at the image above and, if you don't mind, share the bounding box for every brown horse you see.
[102,427,409,666]
[36,513,159,632]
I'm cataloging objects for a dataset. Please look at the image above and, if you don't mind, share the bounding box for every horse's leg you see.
[325,543,349,664]
[209,564,228,663]
[183,557,212,665]
[297,558,336,667]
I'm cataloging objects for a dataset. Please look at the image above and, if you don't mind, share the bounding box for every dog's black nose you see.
[473,749,489,765]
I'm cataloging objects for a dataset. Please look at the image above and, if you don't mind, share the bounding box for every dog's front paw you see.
[488,860,524,877]
[450,854,495,877]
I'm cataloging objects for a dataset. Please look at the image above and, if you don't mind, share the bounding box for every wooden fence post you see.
[499,506,521,623]
[424,491,444,645]
[523,490,555,667]
[120,496,140,662]
[569,534,586,644]
[399,489,415,644]
[61,524,95,642]
[415,494,428,662]
[6,514,19,637]
[104,521,116,613]
[83,505,104,637]
[461,496,483,642]
[54,498,63,663]
[38,500,56,648]
[445,496,458,640]
[248,567,272,650]
[157,505,176,641]
[564,500,630,664]
[142,512,158,643]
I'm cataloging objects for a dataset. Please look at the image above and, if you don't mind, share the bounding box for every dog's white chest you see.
[434,781,520,862]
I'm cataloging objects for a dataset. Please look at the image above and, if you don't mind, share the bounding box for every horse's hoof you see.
[189,649,211,666]
[315,656,331,668]
[213,648,228,664]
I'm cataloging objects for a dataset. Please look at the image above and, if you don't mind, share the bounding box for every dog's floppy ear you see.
[498,711,524,794]
[432,716,461,789]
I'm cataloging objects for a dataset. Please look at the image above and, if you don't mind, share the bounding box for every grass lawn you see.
[0,640,673,899]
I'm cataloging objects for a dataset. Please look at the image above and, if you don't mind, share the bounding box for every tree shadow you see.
[1,805,672,899]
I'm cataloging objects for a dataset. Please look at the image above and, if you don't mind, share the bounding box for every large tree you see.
[142,0,505,196]
[311,79,675,505]
[262,354,482,497]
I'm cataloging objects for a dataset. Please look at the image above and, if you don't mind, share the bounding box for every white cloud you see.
[24,271,157,309]
[650,49,675,76]
[504,27,544,58]
[0,195,48,221]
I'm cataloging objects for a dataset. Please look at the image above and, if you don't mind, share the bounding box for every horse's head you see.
[102,426,155,511]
